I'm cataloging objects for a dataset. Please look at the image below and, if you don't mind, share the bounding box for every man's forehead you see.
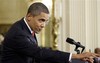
[40,12,50,20]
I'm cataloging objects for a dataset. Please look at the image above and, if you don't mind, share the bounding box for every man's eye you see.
[38,19,49,24]
[39,19,45,22]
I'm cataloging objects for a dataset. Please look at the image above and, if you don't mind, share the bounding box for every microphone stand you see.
[74,45,80,54]
[74,42,85,54]
[74,44,88,63]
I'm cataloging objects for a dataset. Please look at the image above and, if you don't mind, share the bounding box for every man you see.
[1,2,99,63]
[95,48,100,55]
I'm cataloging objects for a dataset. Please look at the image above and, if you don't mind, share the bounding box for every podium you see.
[72,59,88,63]
[72,57,100,63]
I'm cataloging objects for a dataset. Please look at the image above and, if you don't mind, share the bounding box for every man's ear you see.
[26,13,32,21]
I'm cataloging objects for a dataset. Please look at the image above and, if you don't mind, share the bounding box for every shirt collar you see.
[24,17,33,34]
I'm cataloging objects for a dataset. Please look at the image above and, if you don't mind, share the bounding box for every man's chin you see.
[35,31,41,34]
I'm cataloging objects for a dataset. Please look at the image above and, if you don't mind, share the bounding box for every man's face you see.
[27,12,49,33]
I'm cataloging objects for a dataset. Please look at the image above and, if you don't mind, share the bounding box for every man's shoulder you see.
[4,18,25,37]
[10,18,24,30]
[13,18,24,27]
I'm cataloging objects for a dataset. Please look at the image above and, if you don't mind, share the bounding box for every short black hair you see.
[27,2,49,16]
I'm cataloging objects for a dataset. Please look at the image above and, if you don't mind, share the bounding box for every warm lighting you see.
[42,0,52,10]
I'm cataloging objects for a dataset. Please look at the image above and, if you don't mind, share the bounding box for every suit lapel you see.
[20,18,38,45]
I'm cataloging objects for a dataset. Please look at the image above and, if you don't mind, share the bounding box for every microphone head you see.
[66,37,75,44]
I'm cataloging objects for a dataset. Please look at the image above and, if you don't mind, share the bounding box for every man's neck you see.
[24,17,33,34]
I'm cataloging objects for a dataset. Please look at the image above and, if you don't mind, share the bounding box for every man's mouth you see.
[39,29,42,31]
[38,28,42,31]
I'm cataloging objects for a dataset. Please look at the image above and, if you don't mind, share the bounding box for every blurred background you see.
[0,0,100,54]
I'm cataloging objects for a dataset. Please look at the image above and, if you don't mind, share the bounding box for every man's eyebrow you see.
[40,19,48,21]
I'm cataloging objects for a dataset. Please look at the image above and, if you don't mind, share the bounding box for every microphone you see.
[66,37,85,53]
[66,37,85,48]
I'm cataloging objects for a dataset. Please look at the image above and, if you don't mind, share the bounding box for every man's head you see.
[95,48,100,54]
[26,2,50,33]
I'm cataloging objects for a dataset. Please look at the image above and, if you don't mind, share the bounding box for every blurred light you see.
[42,0,52,10]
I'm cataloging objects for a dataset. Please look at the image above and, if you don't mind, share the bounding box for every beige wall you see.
[0,0,28,24]
[0,0,28,36]
[60,0,100,53]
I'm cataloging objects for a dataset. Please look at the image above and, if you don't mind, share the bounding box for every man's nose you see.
[41,22,45,28]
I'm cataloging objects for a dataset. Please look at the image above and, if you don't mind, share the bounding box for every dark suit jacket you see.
[1,18,70,63]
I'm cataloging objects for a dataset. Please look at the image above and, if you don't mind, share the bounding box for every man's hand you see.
[72,52,100,63]
[82,57,94,63]
[82,52,100,63]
